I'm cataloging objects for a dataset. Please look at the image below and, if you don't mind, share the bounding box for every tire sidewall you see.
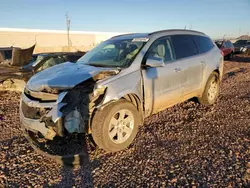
[92,100,140,152]
[229,52,233,60]
[206,73,220,104]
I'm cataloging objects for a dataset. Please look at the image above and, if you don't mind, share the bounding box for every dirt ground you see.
[0,55,250,187]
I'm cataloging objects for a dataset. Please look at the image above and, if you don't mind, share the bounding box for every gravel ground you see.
[0,55,250,187]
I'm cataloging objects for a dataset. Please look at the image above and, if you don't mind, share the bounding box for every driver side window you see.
[147,37,175,63]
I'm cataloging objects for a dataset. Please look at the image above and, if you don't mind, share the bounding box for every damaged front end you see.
[20,69,118,163]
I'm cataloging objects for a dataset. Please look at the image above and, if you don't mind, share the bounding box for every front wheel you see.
[91,100,140,152]
[198,72,220,105]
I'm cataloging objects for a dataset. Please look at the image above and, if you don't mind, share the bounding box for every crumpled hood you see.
[26,62,117,92]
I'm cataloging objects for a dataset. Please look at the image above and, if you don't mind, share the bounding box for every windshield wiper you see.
[87,63,121,68]
[86,63,110,67]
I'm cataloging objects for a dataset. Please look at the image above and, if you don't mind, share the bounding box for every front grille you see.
[21,101,49,119]
[24,88,58,102]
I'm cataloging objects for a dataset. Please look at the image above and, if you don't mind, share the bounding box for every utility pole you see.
[223,34,226,40]
[66,12,71,51]
[34,34,38,43]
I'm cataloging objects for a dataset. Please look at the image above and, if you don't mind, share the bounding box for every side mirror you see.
[145,57,164,67]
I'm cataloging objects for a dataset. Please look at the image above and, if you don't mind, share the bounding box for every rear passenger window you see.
[194,36,214,54]
[171,35,199,59]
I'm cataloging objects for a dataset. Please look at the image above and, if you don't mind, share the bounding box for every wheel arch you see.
[89,92,144,133]
[122,94,142,113]
[122,93,144,124]
[213,69,220,77]
[200,68,221,97]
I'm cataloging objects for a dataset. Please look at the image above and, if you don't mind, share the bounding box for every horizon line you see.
[0,27,125,35]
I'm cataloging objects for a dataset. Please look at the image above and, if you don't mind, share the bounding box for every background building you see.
[0,28,122,53]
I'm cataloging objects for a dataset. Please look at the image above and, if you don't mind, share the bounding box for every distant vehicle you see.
[20,29,224,159]
[233,40,250,53]
[242,45,250,56]
[0,52,85,83]
[215,40,234,59]
[24,51,86,74]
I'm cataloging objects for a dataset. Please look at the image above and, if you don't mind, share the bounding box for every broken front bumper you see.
[20,109,49,136]
[20,85,107,137]
[20,91,90,165]
[20,91,67,139]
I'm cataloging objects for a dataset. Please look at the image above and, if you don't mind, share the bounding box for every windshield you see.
[36,56,66,72]
[77,39,146,67]
[31,55,45,67]
[234,40,247,45]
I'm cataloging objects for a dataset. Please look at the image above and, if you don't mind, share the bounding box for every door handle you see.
[174,68,181,72]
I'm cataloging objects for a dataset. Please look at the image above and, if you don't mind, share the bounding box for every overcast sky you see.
[1,0,250,39]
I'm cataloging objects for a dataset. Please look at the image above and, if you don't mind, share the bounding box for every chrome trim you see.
[22,92,56,108]
[20,110,49,136]
[22,91,67,108]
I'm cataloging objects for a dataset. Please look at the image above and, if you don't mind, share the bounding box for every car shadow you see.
[0,134,97,187]
[48,135,95,188]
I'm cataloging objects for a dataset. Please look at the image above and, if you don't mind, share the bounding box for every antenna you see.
[66,12,71,51]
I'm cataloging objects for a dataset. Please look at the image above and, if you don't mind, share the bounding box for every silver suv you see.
[20,30,223,156]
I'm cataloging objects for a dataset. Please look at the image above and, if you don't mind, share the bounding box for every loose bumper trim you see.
[20,110,49,136]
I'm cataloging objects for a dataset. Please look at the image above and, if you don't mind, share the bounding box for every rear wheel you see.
[228,52,233,60]
[198,72,220,105]
[91,100,140,152]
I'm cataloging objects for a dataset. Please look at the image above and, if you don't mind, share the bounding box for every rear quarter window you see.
[171,35,199,59]
[194,36,214,54]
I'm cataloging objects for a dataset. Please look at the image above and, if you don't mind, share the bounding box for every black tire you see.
[91,100,140,152]
[228,52,233,60]
[198,72,220,105]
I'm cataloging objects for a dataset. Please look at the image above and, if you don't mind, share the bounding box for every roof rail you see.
[111,33,139,39]
[149,29,205,35]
